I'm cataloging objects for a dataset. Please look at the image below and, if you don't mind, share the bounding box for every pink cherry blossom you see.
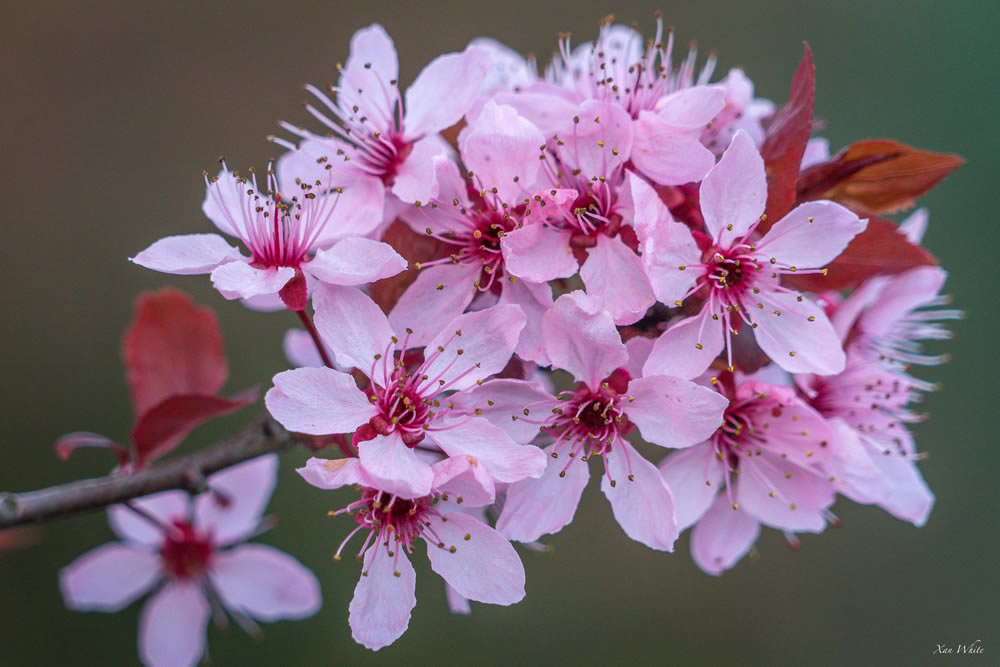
[496,291,728,551]
[640,131,867,379]
[276,24,491,219]
[659,371,837,575]
[60,455,320,667]
[389,100,567,359]
[297,456,525,650]
[132,163,405,310]
[266,284,545,498]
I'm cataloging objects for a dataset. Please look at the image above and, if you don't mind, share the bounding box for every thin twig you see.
[0,416,301,529]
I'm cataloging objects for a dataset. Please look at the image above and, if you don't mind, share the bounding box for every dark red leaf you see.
[796,139,964,215]
[369,220,448,313]
[783,217,937,291]
[760,43,815,230]
[123,289,228,419]
[278,268,308,311]
[130,389,258,467]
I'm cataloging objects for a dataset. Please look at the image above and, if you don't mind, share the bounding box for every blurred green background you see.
[1,1,996,664]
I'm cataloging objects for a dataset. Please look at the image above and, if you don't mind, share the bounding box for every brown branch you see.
[0,416,301,529]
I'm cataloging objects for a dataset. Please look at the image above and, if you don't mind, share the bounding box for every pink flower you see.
[297,455,525,650]
[265,284,546,498]
[59,456,320,667]
[639,131,867,379]
[659,371,837,575]
[493,17,726,187]
[132,163,405,311]
[496,291,728,551]
[390,100,569,361]
[276,24,491,218]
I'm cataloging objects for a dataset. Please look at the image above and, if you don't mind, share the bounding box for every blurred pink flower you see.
[298,455,524,650]
[60,456,320,667]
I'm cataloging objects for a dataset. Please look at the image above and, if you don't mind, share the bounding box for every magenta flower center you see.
[423,207,517,292]
[160,519,214,580]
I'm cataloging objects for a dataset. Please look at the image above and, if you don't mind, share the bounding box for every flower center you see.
[542,370,633,461]
[160,519,214,579]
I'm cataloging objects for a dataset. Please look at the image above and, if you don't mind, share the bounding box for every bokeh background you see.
[1,1,996,664]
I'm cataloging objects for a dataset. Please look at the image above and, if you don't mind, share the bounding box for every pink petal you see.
[659,443,725,531]
[497,278,553,366]
[404,45,492,139]
[623,336,655,379]
[858,266,947,339]
[431,455,497,507]
[640,219,702,305]
[138,582,211,667]
[749,289,846,375]
[313,283,395,372]
[542,291,627,389]
[800,137,831,169]
[445,584,471,615]
[349,545,416,651]
[625,376,729,448]
[307,237,406,286]
[338,24,399,128]
[460,100,544,202]
[358,433,435,499]
[492,85,580,136]
[700,130,766,246]
[282,329,326,368]
[59,543,161,612]
[899,208,929,244]
[201,169,248,237]
[276,137,358,195]
[194,454,277,546]
[823,419,889,504]
[209,544,321,621]
[642,307,724,381]
[625,170,675,244]
[266,367,376,435]
[870,446,934,526]
[297,457,371,490]
[109,491,189,547]
[388,263,480,348]
[580,235,656,326]
[600,440,678,551]
[390,134,448,204]
[756,201,866,268]
[750,396,834,466]
[428,417,545,484]
[500,223,576,283]
[632,112,717,185]
[311,177,387,246]
[210,262,295,301]
[448,378,554,443]
[654,85,727,128]
[421,304,526,392]
[131,234,242,275]
[496,444,589,542]
[424,513,525,605]
[690,494,760,576]
[559,100,633,177]
[736,456,833,532]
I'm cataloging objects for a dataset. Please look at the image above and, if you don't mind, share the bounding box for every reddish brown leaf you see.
[797,139,964,215]
[123,289,228,418]
[369,219,448,313]
[784,217,937,291]
[130,389,258,467]
[760,43,815,229]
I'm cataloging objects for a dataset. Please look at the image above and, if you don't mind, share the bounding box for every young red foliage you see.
[760,43,815,230]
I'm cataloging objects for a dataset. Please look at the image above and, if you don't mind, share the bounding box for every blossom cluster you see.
[60,17,961,663]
